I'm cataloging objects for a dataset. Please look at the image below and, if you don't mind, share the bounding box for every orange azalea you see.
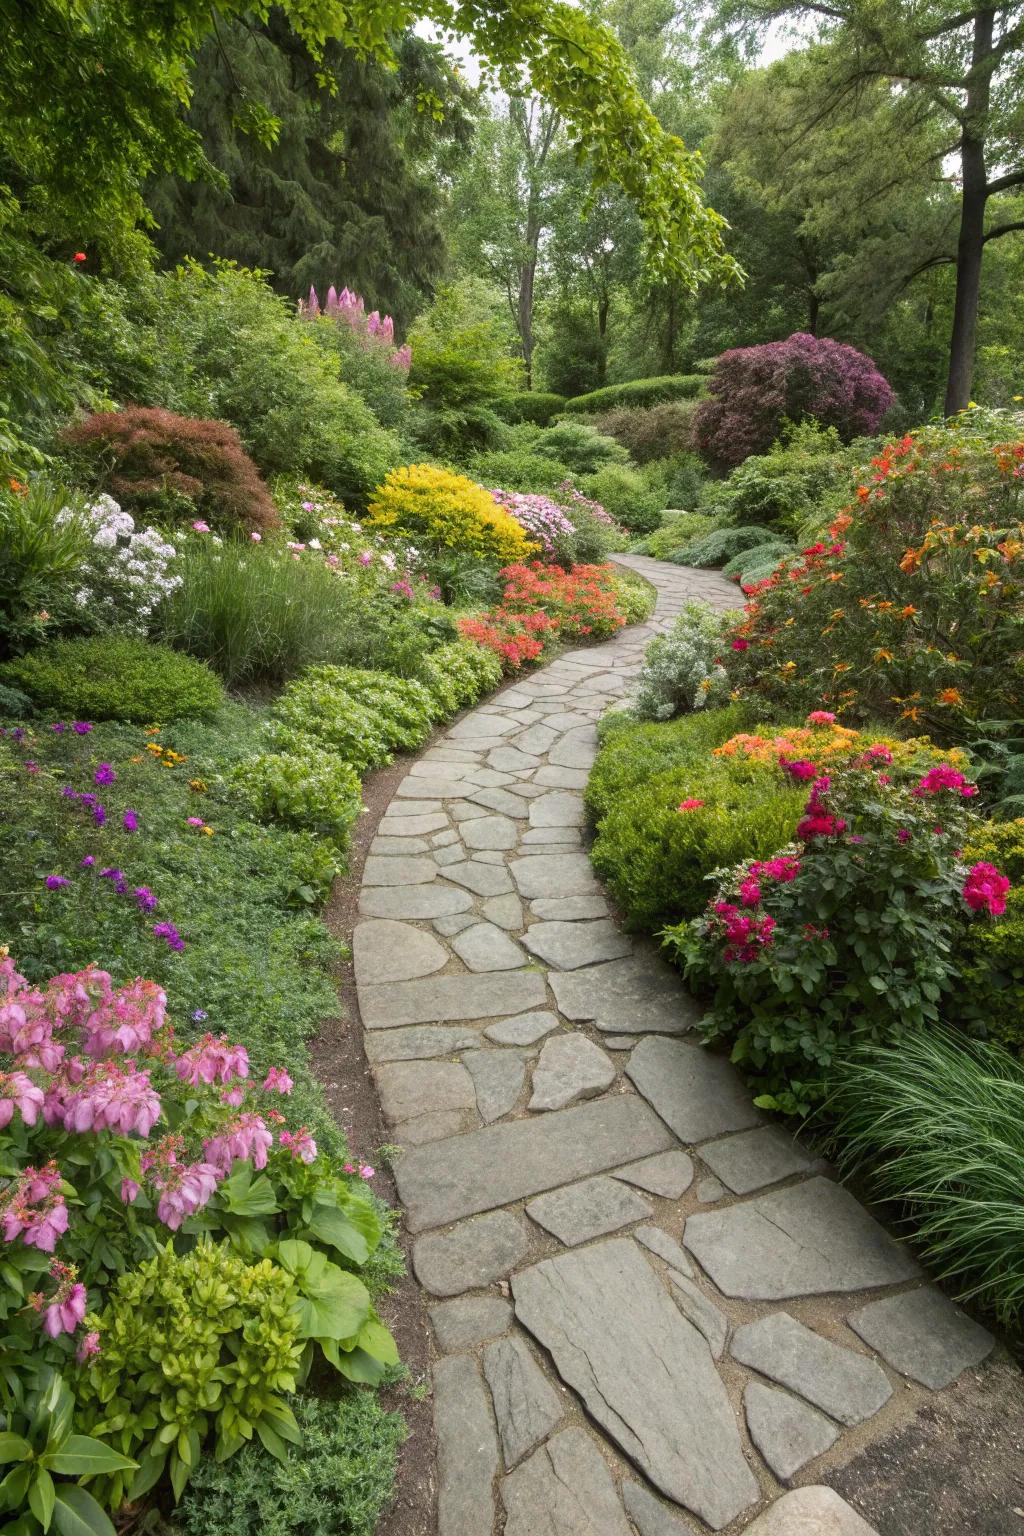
[899,605,917,619]
[937,688,964,706]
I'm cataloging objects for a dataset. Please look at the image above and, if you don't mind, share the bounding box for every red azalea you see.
[72,252,87,263]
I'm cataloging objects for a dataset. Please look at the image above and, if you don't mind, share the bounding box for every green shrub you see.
[417,639,503,716]
[735,557,789,590]
[698,422,872,534]
[580,464,663,534]
[306,314,411,429]
[721,540,792,580]
[672,524,771,568]
[611,569,657,624]
[407,279,522,460]
[301,666,436,753]
[564,374,705,414]
[466,447,573,497]
[826,1031,1024,1328]
[497,391,566,426]
[592,759,803,931]
[533,420,629,476]
[0,479,89,658]
[0,635,224,721]
[273,687,391,775]
[229,742,364,852]
[0,680,32,717]
[586,702,752,824]
[641,451,705,512]
[175,1389,406,1536]
[61,405,280,535]
[958,817,1024,1055]
[631,602,735,721]
[644,512,727,560]
[592,402,697,462]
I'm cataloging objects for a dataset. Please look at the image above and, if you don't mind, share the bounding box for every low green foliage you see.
[532,419,629,475]
[174,1388,406,1536]
[229,742,364,852]
[586,702,752,823]
[273,665,436,773]
[721,539,793,581]
[580,464,663,534]
[640,511,726,560]
[564,374,705,414]
[592,402,697,463]
[672,523,772,568]
[0,635,224,721]
[610,569,657,624]
[496,391,566,426]
[465,446,573,497]
[315,666,436,752]
[699,422,872,534]
[826,1031,1024,1328]
[418,639,503,717]
[630,602,735,721]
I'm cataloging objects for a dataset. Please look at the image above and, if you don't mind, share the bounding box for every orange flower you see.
[856,486,870,501]
[874,649,894,662]
[899,605,917,619]
[937,688,964,706]
[901,706,922,722]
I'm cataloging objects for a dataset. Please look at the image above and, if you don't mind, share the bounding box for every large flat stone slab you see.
[669,1273,728,1359]
[846,1287,993,1389]
[522,919,632,970]
[452,922,527,972]
[413,1210,533,1296]
[528,1033,616,1111]
[614,1151,694,1199]
[441,859,514,896]
[530,893,609,920]
[700,1126,815,1195]
[358,884,473,921]
[481,893,525,931]
[352,919,448,985]
[395,1094,676,1232]
[552,955,700,1036]
[528,790,586,827]
[626,1036,762,1142]
[548,729,599,769]
[462,813,520,850]
[509,852,603,898]
[429,1295,512,1351]
[482,1333,563,1468]
[377,810,449,836]
[463,1049,527,1122]
[501,1428,632,1536]
[623,1480,701,1536]
[513,1239,759,1529]
[526,1175,653,1245]
[485,1010,561,1045]
[743,1382,839,1481]
[433,1356,498,1536]
[730,1313,892,1426]
[362,854,437,885]
[740,1487,880,1535]
[364,1025,482,1062]
[374,1061,476,1134]
[359,970,547,1028]
[684,1178,919,1299]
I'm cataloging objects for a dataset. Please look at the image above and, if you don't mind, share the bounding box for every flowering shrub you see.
[724,413,1024,733]
[490,488,577,560]
[957,817,1024,1055]
[460,561,628,671]
[299,283,411,372]
[668,756,1009,1114]
[0,635,224,722]
[694,333,893,470]
[229,744,363,851]
[54,492,181,634]
[630,602,734,721]
[61,406,280,535]
[0,954,395,1509]
[367,464,536,564]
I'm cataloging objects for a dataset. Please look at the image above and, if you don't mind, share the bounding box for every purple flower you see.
[153,921,185,952]
[123,809,138,833]
[11,728,24,743]
[192,1008,208,1022]
[133,886,158,913]
[72,722,92,735]
[79,793,96,807]
[80,856,95,868]
[44,875,70,890]
[94,764,116,786]
[60,786,77,799]
[92,805,106,827]
[51,723,67,734]
[100,867,124,882]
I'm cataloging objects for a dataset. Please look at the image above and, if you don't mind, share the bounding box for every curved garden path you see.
[355,554,998,1536]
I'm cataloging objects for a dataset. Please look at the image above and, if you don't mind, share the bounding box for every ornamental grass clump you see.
[668,748,1011,1115]
[724,411,1024,735]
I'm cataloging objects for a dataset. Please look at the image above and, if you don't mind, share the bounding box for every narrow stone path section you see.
[355,553,997,1536]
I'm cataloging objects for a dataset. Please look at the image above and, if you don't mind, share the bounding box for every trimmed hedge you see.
[563,375,706,415]
[496,392,566,426]
[0,636,224,722]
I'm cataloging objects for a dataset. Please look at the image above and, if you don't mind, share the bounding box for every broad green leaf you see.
[219,1169,278,1218]
[357,1316,399,1368]
[51,1486,115,1536]
[28,1468,55,1532]
[0,1437,30,1467]
[254,1420,290,1463]
[334,1346,386,1385]
[44,1437,135,1478]
[305,1204,369,1265]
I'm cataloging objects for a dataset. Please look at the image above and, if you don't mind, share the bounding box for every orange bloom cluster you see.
[459,562,627,671]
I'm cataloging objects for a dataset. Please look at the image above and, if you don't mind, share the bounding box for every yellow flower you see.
[201,826,214,836]
[189,778,208,793]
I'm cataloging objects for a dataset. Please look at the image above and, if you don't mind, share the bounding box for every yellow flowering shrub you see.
[713,721,966,776]
[366,464,536,563]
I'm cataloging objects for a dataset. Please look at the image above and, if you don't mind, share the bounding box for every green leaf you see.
[356,1316,399,1367]
[274,1241,370,1341]
[0,1437,30,1467]
[126,1443,166,1502]
[334,1346,386,1385]
[218,1168,278,1218]
[254,1420,290,1463]
[305,1204,369,1265]
[51,1487,115,1536]
[46,1437,136,1477]
[29,1468,55,1532]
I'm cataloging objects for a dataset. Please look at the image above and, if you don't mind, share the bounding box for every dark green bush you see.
[0,635,224,721]
[698,423,874,535]
[533,420,629,476]
[466,447,573,496]
[0,480,90,659]
[174,1389,405,1536]
[580,464,663,534]
[497,392,566,426]
[721,540,793,580]
[592,402,697,462]
[563,374,706,414]
[672,524,771,568]
[643,512,727,560]
[0,680,32,717]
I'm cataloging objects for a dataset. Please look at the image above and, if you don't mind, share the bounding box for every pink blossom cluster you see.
[204,1111,273,1173]
[490,489,576,554]
[142,1135,222,1231]
[712,902,777,964]
[299,284,411,370]
[962,861,1011,917]
[1,1162,68,1251]
[556,482,618,527]
[738,854,802,907]
[31,1259,87,1339]
[913,763,979,799]
[796,776,848,841]
[174,1032,249,1086]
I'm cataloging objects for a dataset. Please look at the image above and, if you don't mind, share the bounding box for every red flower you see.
[731,638,749,651]
[72,252,87,263]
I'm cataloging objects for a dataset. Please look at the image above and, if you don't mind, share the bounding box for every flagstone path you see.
[356,553,996,1536]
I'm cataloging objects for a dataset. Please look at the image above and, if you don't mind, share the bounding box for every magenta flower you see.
[43,1281,87,1338]
[963,861,1011,917]
[44,875,70,890]
[153,921,185,952]
[806,710,837,725]
[123,809,138,832]
[263,1066,293,1095]
[175,1033,249,1086]
[94,764,116,786]
[152,1160,221,1230]
[120,1178,141,1204]
[280,1127,317,1163]
[204,1112,273,1173]
[76,1330,101,1362]
[191,520,210,533]
[133,886,157,913]
[72,722,93,735]
[81,855,95,868]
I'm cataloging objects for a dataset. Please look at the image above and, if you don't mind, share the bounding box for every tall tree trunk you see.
[597,293,609,386]
[518,251,537,388]
[944,9,995,416]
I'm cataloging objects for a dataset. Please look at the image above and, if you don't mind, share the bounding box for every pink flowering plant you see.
[0,951,395,1510]
[666,755,1012,1115]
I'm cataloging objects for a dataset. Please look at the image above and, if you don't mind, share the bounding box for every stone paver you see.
[352,555,1002,1536]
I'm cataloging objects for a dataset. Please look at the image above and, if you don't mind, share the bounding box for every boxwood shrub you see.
[0,636,224,721]
[563,375,706,414]
[496,392,566,426]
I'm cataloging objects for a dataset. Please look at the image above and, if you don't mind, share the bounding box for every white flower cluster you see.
[58,494,181,634]
[631,601,735,721]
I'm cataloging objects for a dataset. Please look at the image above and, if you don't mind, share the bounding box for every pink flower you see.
[250,531,262,542]
[754,856,801,883]
[43,1281,86,1338]
[203,1112,273,1173]
[359,1163,375,1179]
[806,710,837,724]
[897,828,911,843]
[175,1033,249,1086]
[220,1084,245,1107]
[191,520,210,533]
[678,798,705,811]
[153,1160,221,1230]
[781,758,818,781]
[731,638,749,651]
[120,1178,141,1204]
[77,1330,101,1362]
[263,1066,293,1095]
[358,551,373,566]
[914,763,969,797]
[739,877,762,907]
[0,1071,45,1129]
[280,1127,317,1163]
[62,1062,161,1137]
[963,861,1011,917]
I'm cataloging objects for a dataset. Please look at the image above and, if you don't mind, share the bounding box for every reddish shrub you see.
[694,334,893,471]
[61,407,279,535]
